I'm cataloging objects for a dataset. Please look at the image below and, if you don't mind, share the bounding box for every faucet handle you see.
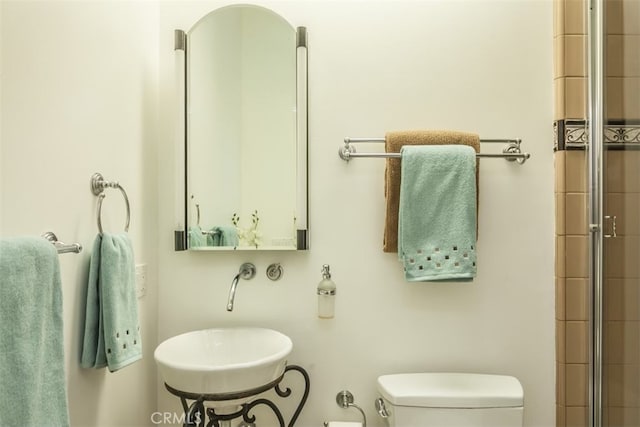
[266,263,283,281]
[239,263,256,280]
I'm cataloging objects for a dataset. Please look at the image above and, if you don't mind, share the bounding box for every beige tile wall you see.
[555,150,590,426]
[554,0,640,122]
[555,153,640,427]
[554,0,586,121]
[602,150,640,427]
[554,2,640,426]
[606,1,640,120]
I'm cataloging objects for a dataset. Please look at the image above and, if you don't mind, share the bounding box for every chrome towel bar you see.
[339,137,530,164]
[42,232,82,254]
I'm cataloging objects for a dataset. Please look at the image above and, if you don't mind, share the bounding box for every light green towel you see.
[398,145,477,281]
[208,226,239,247]
[81,233,142,372]
[0,237,70,427]
[189,226,207,248]
[206,228,218,246]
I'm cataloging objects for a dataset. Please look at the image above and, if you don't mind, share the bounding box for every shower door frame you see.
[587,0,604,426]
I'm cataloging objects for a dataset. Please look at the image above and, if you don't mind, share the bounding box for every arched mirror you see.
[174,5,308,251]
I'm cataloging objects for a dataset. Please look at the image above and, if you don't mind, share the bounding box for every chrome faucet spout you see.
[226,263,256,311]
[227,273,241,311]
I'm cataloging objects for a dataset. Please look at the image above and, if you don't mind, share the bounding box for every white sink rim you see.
[154,327,293,396]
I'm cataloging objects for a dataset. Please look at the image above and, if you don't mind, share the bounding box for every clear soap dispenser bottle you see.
[317,264,336,319]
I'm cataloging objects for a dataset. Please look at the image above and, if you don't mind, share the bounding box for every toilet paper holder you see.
[325,390,367,427]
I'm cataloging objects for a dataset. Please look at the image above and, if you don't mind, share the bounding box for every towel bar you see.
[42,232,82,254]
[339,137,530,164]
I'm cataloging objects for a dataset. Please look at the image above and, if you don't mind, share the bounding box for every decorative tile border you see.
[554,120,640,150]
[605,126,640,144]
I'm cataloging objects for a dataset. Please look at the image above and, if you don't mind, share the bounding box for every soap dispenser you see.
[317,264,336,319]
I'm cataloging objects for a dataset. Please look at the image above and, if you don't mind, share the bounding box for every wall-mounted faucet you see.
[227,263,256,311]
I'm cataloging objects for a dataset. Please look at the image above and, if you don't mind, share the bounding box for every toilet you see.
[375,373,524,427]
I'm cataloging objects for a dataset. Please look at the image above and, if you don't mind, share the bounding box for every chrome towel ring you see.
[91,172,130,234]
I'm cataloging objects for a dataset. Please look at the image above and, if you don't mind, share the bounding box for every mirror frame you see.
[173,8,308,251]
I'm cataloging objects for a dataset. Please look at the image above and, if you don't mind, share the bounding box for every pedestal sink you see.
[155,327,309,426]
[154,327,293,396]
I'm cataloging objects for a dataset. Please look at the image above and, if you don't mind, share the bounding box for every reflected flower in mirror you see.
[232,210,263,248]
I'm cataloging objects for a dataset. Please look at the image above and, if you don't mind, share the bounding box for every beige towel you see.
[383,130,480,253]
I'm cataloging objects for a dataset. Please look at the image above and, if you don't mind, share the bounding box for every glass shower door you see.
[594,1,640,425]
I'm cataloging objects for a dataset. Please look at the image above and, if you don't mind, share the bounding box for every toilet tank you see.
[376,373,524,427]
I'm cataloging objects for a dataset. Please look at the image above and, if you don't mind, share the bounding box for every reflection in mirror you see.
[175,5,308,251]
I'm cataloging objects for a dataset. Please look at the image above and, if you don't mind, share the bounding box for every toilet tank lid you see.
[377,373,523,409]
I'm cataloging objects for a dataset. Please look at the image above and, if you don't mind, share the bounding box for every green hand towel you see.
[0,237,70,427]
[206,228,220,246]
[209,226,239,247]
[398,145,477,281]
[189,226,207,248]
[81,233,142,372]
[81,235,107,368]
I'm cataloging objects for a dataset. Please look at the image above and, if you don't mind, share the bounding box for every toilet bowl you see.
[375,373,524,427]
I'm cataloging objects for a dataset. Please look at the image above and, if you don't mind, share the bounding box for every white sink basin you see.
[154,327,292,396]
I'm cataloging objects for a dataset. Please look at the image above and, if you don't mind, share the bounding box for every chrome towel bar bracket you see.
[339,137,531,164]
[91,172,131,234]
[42,231,82,254]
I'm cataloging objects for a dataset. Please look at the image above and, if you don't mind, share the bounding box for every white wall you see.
[0,1,555,426]
[0,2,159,426]
[158,2,555,427]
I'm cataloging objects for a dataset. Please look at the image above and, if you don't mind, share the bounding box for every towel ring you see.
[91,173,130,234]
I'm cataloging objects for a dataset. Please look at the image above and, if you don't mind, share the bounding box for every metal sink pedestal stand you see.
[165,365,310,427]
